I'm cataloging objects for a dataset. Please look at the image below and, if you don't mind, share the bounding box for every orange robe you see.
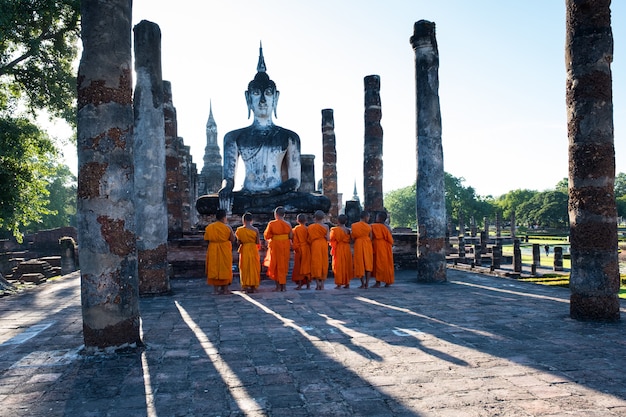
[371,223,395,285]
[263,219,292,285]
[204,221,233,286]
[351,221,373,278]
[292,224,311,283]
[236,226,260,289]
[308,223,329,279]
[330,226,352,286]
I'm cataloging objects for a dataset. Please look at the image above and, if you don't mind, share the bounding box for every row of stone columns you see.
[78,1,196,348]
[77,1,619,350]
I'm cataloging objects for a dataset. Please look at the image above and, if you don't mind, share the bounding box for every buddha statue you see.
[196,45,330,216]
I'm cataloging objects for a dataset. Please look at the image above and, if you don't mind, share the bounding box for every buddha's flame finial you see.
[257,41,266,73]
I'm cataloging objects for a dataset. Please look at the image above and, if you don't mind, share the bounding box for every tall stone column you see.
[410,21,447,283]
[181,144,193,232]
[363,75,384,216]
[77,0,140,348]
[322,109,339,223]
[133,20,170,296]
[164,81,183,239]
[300,154,316,193]
[566,0,619,321]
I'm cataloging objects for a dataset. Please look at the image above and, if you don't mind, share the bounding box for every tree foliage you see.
[385,182,416,228]
[384,173,495,229]
[0,117,56,241]
[444,173,494,227]
[495,189,537,220]
[0,1,80,240]
[516,190,568,228]
[31,163,76,232]
[0,0,80,123]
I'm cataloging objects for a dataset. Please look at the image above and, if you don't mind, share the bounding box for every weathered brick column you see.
[322,109,339,223]
[164,81,183,239]
[133,20,170,295]
[410,21,447,283]
[181,144,193,232]
[77,0,141,348]
[566,0,619,321]
[363,75,384,215]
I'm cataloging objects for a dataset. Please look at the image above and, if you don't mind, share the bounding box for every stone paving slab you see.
[0,269,625,416]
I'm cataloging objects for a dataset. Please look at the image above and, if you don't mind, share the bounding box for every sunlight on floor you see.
[140,320,157,417]
[175,300,264,415]
[355,296,502,339]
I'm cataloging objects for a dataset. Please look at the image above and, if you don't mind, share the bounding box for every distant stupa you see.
[198,102,223,195]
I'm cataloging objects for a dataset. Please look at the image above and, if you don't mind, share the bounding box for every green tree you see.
[31,163,76,231]
[516,190,568,229]
[495,189,538,220]
[0,117,56,241]
[0,0,80,123]
[444,173,494,227]
[0,0,80,240]
[555,178,568,194]
[385,183,416,228]
[384,173,496,229]
[614,172,626,198]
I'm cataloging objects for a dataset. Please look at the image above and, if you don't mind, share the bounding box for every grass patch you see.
[518,273,626,299]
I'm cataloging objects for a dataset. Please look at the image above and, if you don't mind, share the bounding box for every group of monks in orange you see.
[203,207,395,294]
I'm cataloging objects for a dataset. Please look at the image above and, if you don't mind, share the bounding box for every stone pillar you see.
[473,243,481,266]
[300,154,316,193]
[566,0,619,321]
[164,82,183,239]
[510,212,516,239]
[181,144,193,232]
[133,20,170,296]
[491,244,502,270]
[495,212,501,238]
[363,75,384,216]
[322,109,339,223]
[480,231,488,255]
[458,212,464,237]
[470,216,477,237]
[190,161,198,227]
[59,237,77,275]
[411,21,446,283]
[483,217,489,237]
[513,239,522,273]
[553,246,564,272]
[77,0,141,348]
[532,244,541,266]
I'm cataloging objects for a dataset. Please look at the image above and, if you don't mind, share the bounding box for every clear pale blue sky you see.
[81,0,625,199]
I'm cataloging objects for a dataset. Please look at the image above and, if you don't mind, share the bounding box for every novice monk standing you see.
[308,210,329,290]
[371,211,395,288]
[264,206,293,292]
[204,209,236,294]
[352,211,373,289]
[292,214,311,290]
[330,214,353,289]
[236,212,261,293]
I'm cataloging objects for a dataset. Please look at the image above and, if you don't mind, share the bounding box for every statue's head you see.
[245,43,279,119]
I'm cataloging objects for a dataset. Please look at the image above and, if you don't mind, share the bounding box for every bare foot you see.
[372,282,381,288]
[343,285,350,289]
[335,285,341,289]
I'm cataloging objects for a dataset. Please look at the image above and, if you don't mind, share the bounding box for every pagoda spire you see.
[206,100,215,126]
